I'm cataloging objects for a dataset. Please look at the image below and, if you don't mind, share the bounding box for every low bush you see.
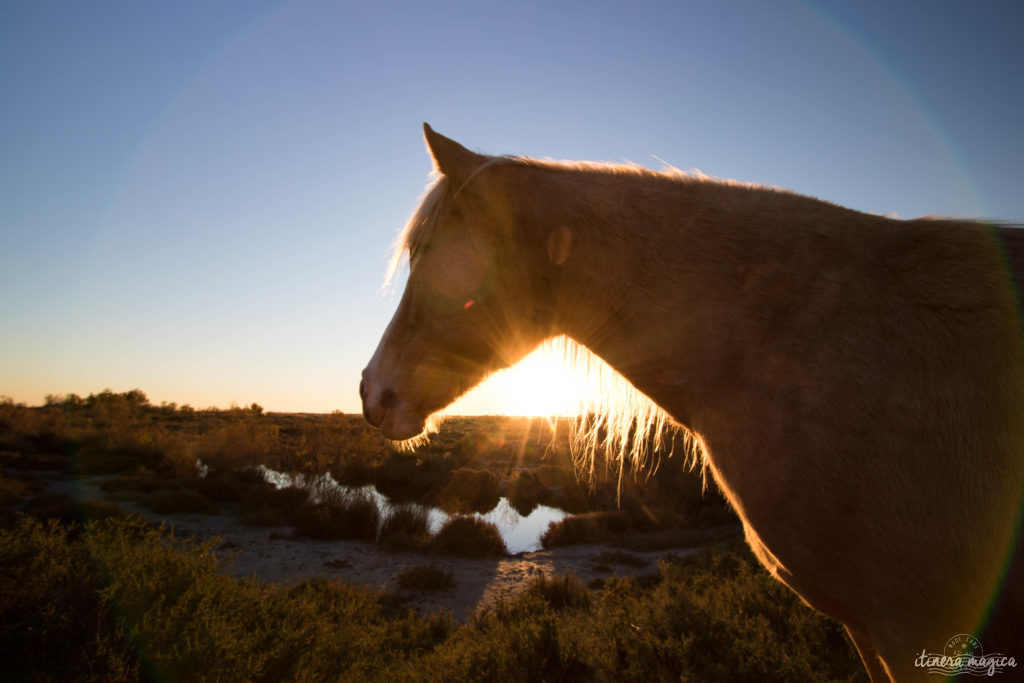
[435,467,501,514]
[540,510,632,547]
[526,573,591,611]
[235,485,310,526]
[292,493,380,541]
[374,452,454,504]
[0,517,865,681]
[378,504,431,551]
[395,563,456,591]
[186,472,249,503]
[430,516,507,558]
[506,470,541,515]
[541,505,685,548]
[420,544,865,681]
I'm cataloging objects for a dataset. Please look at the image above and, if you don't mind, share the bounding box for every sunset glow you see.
[445,344,589,417]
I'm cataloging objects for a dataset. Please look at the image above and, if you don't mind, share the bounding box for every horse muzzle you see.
[359,370,426,440]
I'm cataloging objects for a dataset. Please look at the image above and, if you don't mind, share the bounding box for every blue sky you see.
[2,0,1023,413]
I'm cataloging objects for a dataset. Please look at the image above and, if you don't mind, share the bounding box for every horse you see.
[360,124,1024,681]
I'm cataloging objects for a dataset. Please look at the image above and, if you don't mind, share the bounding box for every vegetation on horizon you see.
[0,389,865,680]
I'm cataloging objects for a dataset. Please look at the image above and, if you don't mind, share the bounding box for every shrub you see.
[186,472,247,503]
[526,573,591,611]
[236,485,310,526]
[395,563,455,591]
[534,464,574,488]
[540,510,631,548]
[435,468,501,514]
[378,504,431,551]
[430,516,507,558]
[506,470,541,516]
[0,504,864,682]
[420,545,864,681]
[0,518,138,679]
[374,452,453,504]
[292,492,380,541]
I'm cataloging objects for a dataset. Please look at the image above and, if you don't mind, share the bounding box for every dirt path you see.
[40,472,696,621]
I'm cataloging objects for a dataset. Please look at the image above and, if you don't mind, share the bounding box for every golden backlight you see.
[443,341,589,417]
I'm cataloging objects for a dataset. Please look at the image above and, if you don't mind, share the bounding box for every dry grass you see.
[291,492,381,541]
[378,504,432,551]
[430,516,507,558]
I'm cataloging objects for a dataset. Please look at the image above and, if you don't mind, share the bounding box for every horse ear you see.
[423,123,486,182]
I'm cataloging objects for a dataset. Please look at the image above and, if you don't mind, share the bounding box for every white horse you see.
[361,124,1024,681]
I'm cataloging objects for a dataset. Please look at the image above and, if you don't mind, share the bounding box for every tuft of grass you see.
[395,563,456,591]
[292,492,380,541]
[430,516,507,558]
[526,573,591,611]
[378,504,431,551]
[540,510,631,547]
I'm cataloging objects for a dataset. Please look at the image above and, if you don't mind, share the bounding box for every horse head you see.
[360,125,558,440]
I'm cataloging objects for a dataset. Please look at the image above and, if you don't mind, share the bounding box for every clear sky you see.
[2,0,1023,414]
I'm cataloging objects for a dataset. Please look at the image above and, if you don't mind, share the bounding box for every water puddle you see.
[254,465,567,554]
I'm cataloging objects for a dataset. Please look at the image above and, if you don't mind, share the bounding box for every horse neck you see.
[541,170,874,433]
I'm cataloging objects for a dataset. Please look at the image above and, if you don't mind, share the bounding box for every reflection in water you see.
[255,465,567,554]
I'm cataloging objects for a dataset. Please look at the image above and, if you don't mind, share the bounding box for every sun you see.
[443,342,588,417]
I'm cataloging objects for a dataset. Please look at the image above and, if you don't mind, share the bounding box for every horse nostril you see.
[380,388,397,410]
[358,379,366,401]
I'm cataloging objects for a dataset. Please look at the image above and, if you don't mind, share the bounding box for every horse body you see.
[361,125,1024,681]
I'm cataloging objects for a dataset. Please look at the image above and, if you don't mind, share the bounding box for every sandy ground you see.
[38,472,695,621]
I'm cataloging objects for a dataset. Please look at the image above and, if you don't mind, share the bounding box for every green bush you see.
[430,516,507,558]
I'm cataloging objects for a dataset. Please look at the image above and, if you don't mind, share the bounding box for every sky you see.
[2,0,1023,414]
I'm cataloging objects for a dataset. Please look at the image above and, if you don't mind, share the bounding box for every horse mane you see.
[384,160,707,487]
